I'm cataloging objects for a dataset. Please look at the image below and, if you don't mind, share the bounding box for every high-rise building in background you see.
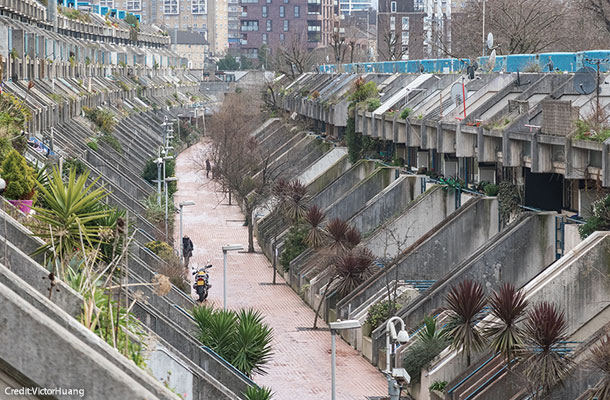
[339,0,372,15]
[237,0,336,61]
[377,0,452,61]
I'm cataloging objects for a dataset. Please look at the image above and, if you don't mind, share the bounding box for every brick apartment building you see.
[377,0,456,61]
[238,0,336,60]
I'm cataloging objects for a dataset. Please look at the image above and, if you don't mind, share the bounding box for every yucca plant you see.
[244,385,274,400]
[283,180,309,224]
[334,247,374,297]
[522,302,574,398]
[193,305,274,377]
[31,166,111,275]
[344,226,361,249]
[586,334,610,400]
[444,279,488,366]
[304,205,326,248]
[484,283,528,369]
[325,217,350,251]
[420,315,445,344]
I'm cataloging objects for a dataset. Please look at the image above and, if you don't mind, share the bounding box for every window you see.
[401,31,409,44]
[164,0,179,14]
[192,0,206,13]
[262,33,267,43]
[279,5,285,17]
[241,20,259,31]
[266,0,271,3]
[266,19,272,31]
[280,33,285,41]
[262,5,267,16]
[390,16,395,31]
[283,20,289,31]
[402,16,409,30]
[126,0,141,11]
[294,5,299,17]
[390,0,396,11]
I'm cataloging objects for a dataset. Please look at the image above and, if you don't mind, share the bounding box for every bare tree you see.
[205,91,276,252]
[272,31,314,80]
[377,16,408,61]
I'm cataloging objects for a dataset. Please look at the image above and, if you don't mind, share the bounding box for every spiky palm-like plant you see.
[325,218,350,251]
[345,226,361,249]
[444,280,488,366]
[586,334,610,400]
[304,205,326,248]
[419,315,445,344]
[193,305,274,377]
[283,180,309,223]
[334,247,374,297]
[244,385,274,400]
[32,166,111,273]
[522,302,573,398]
[484,283,528,369]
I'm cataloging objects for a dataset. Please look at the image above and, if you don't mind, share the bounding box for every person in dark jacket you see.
[205,159,211,178]
[182,235,194,267]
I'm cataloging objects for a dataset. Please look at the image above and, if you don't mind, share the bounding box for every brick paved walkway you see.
[174,142,387,400]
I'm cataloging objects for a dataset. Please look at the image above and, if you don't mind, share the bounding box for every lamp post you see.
[385,316,411,400]
[221,244,243,310]
[164,176,178,239]
[179,201,195,262]
[328,319,362,400]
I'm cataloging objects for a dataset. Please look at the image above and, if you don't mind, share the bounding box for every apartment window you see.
[266,0,271,3]
[126,0,141,11]
[402,16,409,30]
[279,5,285,17]
[262,5,267,16]
[100,0,115,7]
[294,5,299,17]
[390,1,396,11]
[241,20,259,31]
[192,0,206,13]
[283,20,289,31]
[284,0,289,3]
[241,0,259,3]
[262,33,268,43]
[266,19,272,31]
[163,0,179,14]
[280,33,285,41]
[401,30,409,44]
[390,16,395,31]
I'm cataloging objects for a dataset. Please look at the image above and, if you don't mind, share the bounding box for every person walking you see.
[205,159,211,178]
[182,235,194,268]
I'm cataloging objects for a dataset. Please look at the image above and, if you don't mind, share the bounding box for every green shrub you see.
[244,386,274,400]
[86,141,98,151]
[145,240,188,292]
[366,300,398,331]
[99,133,122,154]
[400,108,412,120]
[403,335,449,384]
[63,158,86,176]
[366,98,381,112]
[193,305,273,377]
[1,149,36,200]
[145,240,175,260]
[484,183,499,196]
[429,380,448,392]
[83,107,116,134]
[279,224,308,272]
[118,81,130,91]
[579,194,610,239]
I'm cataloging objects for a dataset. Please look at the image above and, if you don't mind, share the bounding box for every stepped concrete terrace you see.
[286,160,388,291]
[369,212,556,369]
[438,232,608,400]
[0,195,251,399]
[307,173,426,319]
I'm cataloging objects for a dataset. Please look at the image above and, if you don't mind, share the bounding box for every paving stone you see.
[174,142,388,400]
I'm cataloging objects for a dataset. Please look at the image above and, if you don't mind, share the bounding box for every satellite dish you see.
[488,49,497,71]
[487,32,494,50]
[451,82,467,107]
[419,63,425,73]
[574,66,597,94]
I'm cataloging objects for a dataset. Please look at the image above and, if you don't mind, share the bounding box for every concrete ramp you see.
[435,232,610,400]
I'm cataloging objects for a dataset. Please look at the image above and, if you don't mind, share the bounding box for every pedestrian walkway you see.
[174,142,388,400]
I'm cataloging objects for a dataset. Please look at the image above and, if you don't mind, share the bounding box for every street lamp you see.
[328,319,362,400]
[385,316,411,400]
[179,200,195,262]
[222,244,243,310]
[165,176,178,238]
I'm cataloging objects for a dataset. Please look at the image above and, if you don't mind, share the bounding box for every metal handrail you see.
[199,345,258,387]
[447,353,499,394]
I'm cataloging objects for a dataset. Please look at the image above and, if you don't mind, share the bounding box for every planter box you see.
[362,335,373,361]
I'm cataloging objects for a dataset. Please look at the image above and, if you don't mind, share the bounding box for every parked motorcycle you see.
[192,262,213,303]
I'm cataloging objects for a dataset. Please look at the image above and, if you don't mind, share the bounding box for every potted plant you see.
[1,149,36,213]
